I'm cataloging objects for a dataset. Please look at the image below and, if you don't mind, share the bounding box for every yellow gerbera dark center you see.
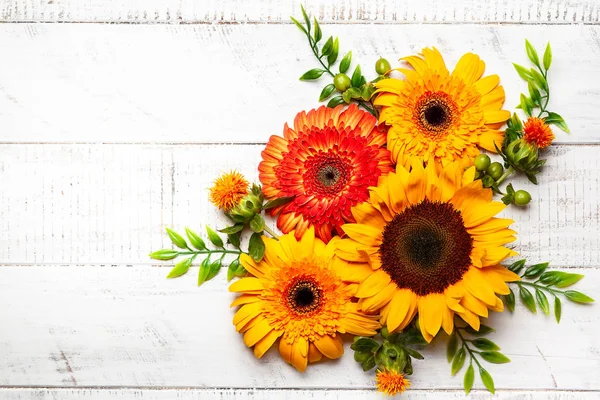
[285,277,323,315]
[379,199,473,295]
[414,91,458,137]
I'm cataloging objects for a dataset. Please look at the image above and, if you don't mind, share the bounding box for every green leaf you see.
[539,271,564,286]
[327,37,339,65]
[227,258,241,281]
[479,367,495,394]
[228,232,241,248]
[198,257,211,286]
[536,289,550,315]
[351,65,362,88]
[263,196,293,210]
[166,258,192,278]
[464,324,496,336]
[520,94,533,117]
[249,214,265,233]
[300,5,311,33]
[447,333,458,362]
[404,347,424,360]
[451,347,466,376]
[513,63,533,80]
[218,224,244,234]
[351,337,380,353]
[545,111,570,133]
[149,249,178,260]
[248,232,266,262]
[299,68,325,81]
[479,351,511,364]
[520,286,537,313]
[321,36,333,56]
[464,364,475,395]
[362,355,376,371]
[554,296,562,323]
[327,95,345,108]
[206,259,222,281]
[543,42,552,70]
[166,228,187,249]
[508,259,526,274]
[554,273,584,288]
[206,226,224,248]
[319,84,336,102]
[313,17,322,43]
[185,227,206,250]
[505,288,516,312]
[564,290,595,303]
[523,262,549,279]
[342,89,353,104]
[528,81,542,106]
[525,39,540,67]
[290,16,308,35]
[530,68,548,91]
[472,338,500,351]
[339,51,352,73]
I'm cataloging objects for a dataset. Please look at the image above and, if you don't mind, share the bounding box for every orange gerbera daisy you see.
[376,368,411,396]
[208,170,249,212]
[259,104,393,242]
[523,117,555,148]
[335,160,520,342]
[230,228,379,371]
[375,47,510,171]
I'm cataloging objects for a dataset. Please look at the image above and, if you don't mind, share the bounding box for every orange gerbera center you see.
[376,369,411,396]
[523,117,555,149]
[414,91,459,138]
[379,199,473,296]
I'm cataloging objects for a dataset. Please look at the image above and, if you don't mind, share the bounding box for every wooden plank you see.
[1,0,599,23]
[0,388,599,400]
[0,266,597,389]
[0,24,598,144]
[0,144,599,266]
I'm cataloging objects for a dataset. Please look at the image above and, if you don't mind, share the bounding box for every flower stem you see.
[456,328,483,369]
[263,225,280,240]
[514,281,561,296]
[495,166,514,186]
[178,249,241,256]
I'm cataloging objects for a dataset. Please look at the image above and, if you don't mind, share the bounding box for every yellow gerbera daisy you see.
[374,47,510,171]
[335,160,520,342]
[229,228,380,372]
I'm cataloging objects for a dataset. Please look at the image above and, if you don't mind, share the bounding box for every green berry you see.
[474,154,491,171]
[514,190,532,206]
[334,73,351,92]
[375,58,391,75]
[486,162,504,180]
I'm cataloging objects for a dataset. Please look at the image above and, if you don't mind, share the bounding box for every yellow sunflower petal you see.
[418,294,445,339]
[356,270,392,298]
[387,289,415,332]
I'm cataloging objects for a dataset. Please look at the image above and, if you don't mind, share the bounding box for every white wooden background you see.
[1,1,599,399]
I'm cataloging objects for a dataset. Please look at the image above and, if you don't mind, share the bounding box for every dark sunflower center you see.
[415,91,457,136]
[317,165,342,187]
[379,199,473,296]
[287,279,322,314]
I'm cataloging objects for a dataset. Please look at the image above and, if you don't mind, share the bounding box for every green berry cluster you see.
[473,154,531,206]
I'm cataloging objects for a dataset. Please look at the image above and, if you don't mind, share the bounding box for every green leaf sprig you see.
[447,324,509,395]
[504,259,594,322]
[291,6,380,116]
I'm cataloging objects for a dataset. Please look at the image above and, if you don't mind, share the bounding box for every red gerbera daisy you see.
[259,105,393,242]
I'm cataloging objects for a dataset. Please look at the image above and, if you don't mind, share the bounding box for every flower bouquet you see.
[150,7,593,396]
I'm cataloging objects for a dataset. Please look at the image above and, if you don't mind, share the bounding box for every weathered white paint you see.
[1,0,599,23]
[0,144,599,266]
[0,24,599,143]
[0,388,599,400]
[0,266,597,390]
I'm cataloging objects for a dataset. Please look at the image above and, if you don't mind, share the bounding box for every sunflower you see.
[259,104,393,242]
[523,117,555,149]
[376,368,411,396]
[374,47,510,171]
[208,170,249,212]
[229,227,380,371]
[335,160,520,342]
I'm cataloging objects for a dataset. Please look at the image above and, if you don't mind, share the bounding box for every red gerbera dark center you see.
[379,199,473,295]
[305,152,351,196]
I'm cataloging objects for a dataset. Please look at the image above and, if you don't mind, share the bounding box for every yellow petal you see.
[308,343,323,363]
[356,270,392,298]
[387,289,415,332]
[229,277,264,293]
[314,335,344,359]
[232,302,263,326]
[351,202,387,228]
[360,283,397,313]
[458,308,481,331]
[483,110,511,124]
[418,293,445,338]
[474,74,500,95]
[452,53,485,85]
[253,329,282,358]
[341,223,382,247]
[291,337,309,372]
[244,319,274,347]
[279,339,293,364]
[230,294,260,308]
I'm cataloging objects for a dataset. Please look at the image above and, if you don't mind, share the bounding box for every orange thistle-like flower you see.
[259,104,393,242]
[376,369,411,396]
[523,117,555,149]
[208,170,249,212]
